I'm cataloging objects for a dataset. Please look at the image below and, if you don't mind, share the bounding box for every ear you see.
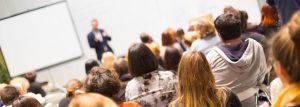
[274,61,289,86]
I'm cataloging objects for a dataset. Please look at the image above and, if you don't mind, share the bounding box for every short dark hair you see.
[128,43,158,76]
[113,58,129,77]
[25,71,36,83]
[85,59,99,74]
[0,86,20,105]
[239,10,248,32]
[12,96,42,107]
[140,33,153,43]
[84,67,121,97]
[176,28,185,39]
[164,47,182,72]
[214,13,242,41]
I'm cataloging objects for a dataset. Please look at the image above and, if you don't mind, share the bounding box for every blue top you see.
[267,0,300,25]
[191,35,221,55]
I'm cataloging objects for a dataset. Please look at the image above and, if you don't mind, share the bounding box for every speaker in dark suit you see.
[87,19,113,60]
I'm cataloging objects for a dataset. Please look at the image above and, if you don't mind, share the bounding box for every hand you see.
[94,36,100,42]
[103,31,109,37]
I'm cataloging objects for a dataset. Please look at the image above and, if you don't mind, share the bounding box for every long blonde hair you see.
[170,51,228,107]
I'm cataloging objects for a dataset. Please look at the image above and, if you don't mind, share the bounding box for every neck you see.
[222,37,242,45]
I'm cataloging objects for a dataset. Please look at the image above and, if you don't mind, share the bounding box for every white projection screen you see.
[0,2,82,76]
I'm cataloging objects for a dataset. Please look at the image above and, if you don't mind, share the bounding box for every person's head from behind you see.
[176,28,185,40]
[114,58,129,77]
[128,43,158,77]
[66,79,83,98]
[164,47,182,71]
[10,77,29,95]
[12,96,42,107]
[140,32,153,44]
[69,93,118,107]
[271,11,300,86]
[146,42,160,59]
[183,32,199,47]
[194,19,216,39]
[24,71,37,83]
[162,28,176,46]
[0,85,20,106]
[214,13,242,42]
[172,51,227,107]
[261,4,279,27]
[239,10,248,32]
[101,52,116,69]
[91,19,99,31]
[85,59,99,74]
[223,6,240,19]
[84,67,120,97]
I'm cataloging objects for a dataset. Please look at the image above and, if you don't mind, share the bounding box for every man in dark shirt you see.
[267,0,300,25]
[25,71,46,97]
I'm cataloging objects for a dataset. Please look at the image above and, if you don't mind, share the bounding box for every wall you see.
[0,0,261,86]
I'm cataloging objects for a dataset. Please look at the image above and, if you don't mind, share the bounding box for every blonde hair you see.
[183,32,199,47]
[194,19,216,39]
[271,11,300,84]
[101,52,116,69]
[147,42,160,57]
[69,93,118,107]
[10,77,30,95]
[170,51,228,107]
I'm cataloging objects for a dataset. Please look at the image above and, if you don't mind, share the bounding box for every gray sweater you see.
[206,38,267,99]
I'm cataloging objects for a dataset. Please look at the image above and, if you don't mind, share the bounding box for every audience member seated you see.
[183,31,198,50]
[191,19,221,54]
[257,4,279,37]
[68,93,118,107]
[10,77,45,105]
[271,11,300,107]
[147,42,165,70]
[12,96,42,107]
[59,79,83,107]
[239,10,266,44]
[163,47,181,74]
[206,13,267,107]
[0,84,7,107]
[175,28,187,51]
[170,51,242,107]
[85,59,99,74]
[125,43,177,107]
[140,32,153,44]
[0,86,20,107]
[114,58,132,82]
[101,52,116,69]
[84,67,122,104]
[114,58,132,100]
[160,28,183,61]
[24,71,46,97]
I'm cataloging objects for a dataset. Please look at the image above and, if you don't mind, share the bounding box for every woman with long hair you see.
[169,51,241,107]
[271,11,300,107]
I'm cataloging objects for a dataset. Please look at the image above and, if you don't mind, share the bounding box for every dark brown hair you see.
[140,32,153,43]
[214,13,242,41]
[128,43,158,76]
[0,85,20,105]
[12,96,42,107]
[84,67,121,97]
[164,47,182,72]
[271,11,300,83]
[162,28,176,46]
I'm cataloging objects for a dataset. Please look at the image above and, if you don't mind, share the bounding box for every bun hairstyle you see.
[271,11,300,83]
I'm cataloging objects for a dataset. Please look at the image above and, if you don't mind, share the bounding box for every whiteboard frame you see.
[0,1,83,77]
